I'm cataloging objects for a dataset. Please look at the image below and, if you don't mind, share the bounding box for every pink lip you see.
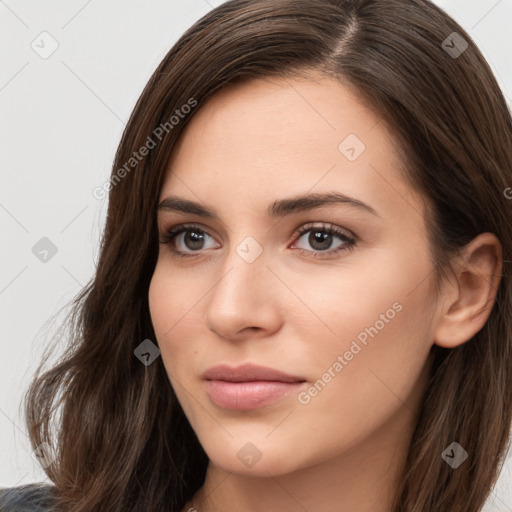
[202,364,307,410]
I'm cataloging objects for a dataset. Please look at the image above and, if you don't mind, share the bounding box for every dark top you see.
[0,484,56,511]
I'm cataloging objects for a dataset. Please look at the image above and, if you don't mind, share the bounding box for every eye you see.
[160,223,218,257]
[159,221,356,260]
[289,222,356,259]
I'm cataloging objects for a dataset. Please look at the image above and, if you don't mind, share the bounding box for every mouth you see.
[202,363,307,410]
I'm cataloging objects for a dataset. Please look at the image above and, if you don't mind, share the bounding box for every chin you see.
[201,436,310,477]
[211,454,295,477]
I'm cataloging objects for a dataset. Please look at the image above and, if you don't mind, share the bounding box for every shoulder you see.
[0,483,56,511]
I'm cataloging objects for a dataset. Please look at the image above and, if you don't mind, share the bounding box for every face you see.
[149,72,440,477]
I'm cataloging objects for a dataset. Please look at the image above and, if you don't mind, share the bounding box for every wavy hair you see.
[23,0,512,510]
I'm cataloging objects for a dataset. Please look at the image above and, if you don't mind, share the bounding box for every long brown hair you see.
[23,1,512,510]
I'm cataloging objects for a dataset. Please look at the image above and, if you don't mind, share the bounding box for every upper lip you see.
[202,363,306,383]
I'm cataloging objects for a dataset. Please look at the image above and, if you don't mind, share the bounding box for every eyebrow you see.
[157,192,380,219]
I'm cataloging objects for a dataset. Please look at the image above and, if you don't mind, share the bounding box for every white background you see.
[1,0,511,509]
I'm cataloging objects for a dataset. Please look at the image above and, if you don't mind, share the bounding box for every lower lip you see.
[204,380,305,410]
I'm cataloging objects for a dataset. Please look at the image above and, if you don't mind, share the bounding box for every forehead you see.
[160,73,425,224]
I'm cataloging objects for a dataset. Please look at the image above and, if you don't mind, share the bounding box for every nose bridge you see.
[205,232,276,335]
[214,233,267,300]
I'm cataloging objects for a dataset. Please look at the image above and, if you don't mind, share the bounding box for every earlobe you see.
[433,233,503,349]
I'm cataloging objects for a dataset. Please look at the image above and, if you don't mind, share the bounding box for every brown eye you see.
[160,223,219,257]
[290,223,356,259]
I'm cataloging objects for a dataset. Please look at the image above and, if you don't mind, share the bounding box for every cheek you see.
[148,262,194,336]
[293,255,434,435]
[148,264,212,428]
[148,264,204,376]
[148,267,170,338]
[148,266,184,360]
[278,245,428,345]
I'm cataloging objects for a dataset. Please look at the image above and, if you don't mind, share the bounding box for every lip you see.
[202,363,307,410]
[202,363,305,383]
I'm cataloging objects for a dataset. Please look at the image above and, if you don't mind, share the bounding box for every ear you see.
[434,233,503,349]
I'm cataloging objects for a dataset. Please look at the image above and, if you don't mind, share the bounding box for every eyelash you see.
[159,222,356,260]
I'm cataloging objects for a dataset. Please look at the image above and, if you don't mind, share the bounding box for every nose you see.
[204,237,282,341]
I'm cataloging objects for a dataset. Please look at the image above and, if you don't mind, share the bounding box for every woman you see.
[1,0,511,510]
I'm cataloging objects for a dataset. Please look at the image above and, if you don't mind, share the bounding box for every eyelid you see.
[289,221,356,243]
[160,221,355,240]
[159,222,218,246]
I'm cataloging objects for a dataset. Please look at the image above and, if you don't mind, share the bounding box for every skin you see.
[148,71,502,512]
